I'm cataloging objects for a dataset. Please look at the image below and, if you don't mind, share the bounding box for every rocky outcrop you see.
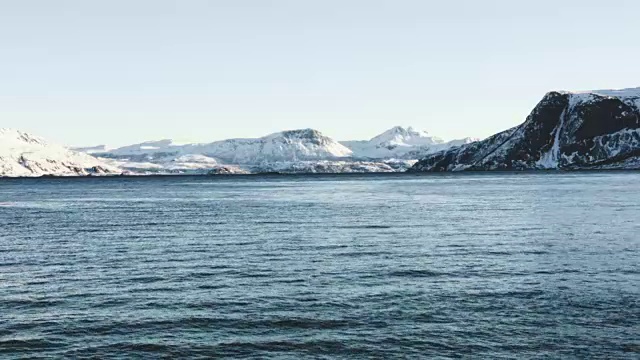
[207,166,250,175]
[410,88,640,171]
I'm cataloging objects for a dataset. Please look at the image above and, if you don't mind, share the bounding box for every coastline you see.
[3,168,640,181]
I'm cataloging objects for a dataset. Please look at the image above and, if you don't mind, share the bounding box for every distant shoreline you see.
[2,168,640,181]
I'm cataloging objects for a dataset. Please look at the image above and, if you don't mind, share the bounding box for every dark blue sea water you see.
[0,173,638,359]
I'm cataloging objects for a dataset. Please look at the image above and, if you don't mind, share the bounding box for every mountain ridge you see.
[7,86,640,177]
[83,126,470,173]
[410,87,640,172]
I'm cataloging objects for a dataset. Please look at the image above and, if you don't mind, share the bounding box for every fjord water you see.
[1,173,638,359]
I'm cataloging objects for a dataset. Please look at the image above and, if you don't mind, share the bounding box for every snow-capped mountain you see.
[186,129,353,164]
[342,126,477,159]
[81,126,469,174]
[410,87,640,172]
[0,129,119,177]
[100,129,352,163]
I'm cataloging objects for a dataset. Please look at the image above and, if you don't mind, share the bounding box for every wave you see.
[388,269,449,278]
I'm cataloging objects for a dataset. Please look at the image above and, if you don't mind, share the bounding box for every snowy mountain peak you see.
[382,125,424,137]
[265,128,336,146]
[0,128,49,147]
[369,126,442,145]
[0,129,119,177]
[340,126,469,159]
[75,126,470,172]
[98,128,353,166]
[387,125,421,135]
[199,128,353,163]
[279,128,323,139]
[386,125,417,134]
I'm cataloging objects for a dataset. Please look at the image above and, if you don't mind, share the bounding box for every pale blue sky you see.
[1,0,639,146]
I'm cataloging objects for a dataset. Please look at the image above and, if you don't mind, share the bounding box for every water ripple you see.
[0,173,638,358]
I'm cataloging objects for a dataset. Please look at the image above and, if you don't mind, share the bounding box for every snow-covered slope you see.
[342,126,477,159]
[410,87,640,172]
[0,129,119,177]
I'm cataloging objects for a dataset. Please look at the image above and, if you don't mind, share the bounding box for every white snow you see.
[563,87,640,110]
[189,129,354,164]
[0,128,120,177]
[106,139,183,156]
[567,87,640,98]
[69,126,478,174]
[101,154,220,172]
[83,126,473,173]
[341,126,476,159]
[103,129,352,164]
[536,109,567,169]
[248,159,416,174]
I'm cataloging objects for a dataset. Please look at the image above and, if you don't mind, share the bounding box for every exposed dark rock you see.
[207,166,249,175]
[410,89,640,171]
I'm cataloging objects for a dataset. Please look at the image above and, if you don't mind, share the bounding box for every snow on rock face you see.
[410,87,640,172]
[341,126,476,159]
[566,88,640,110]
[0,129,120,177]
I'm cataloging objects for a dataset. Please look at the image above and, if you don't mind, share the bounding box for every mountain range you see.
[76,126,474,174]
[3,87,640,177]
[0,126,470,176]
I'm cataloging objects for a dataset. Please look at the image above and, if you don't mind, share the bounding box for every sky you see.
[2,0,640,147]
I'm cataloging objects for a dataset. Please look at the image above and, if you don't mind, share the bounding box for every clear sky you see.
[2,0,639,147]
